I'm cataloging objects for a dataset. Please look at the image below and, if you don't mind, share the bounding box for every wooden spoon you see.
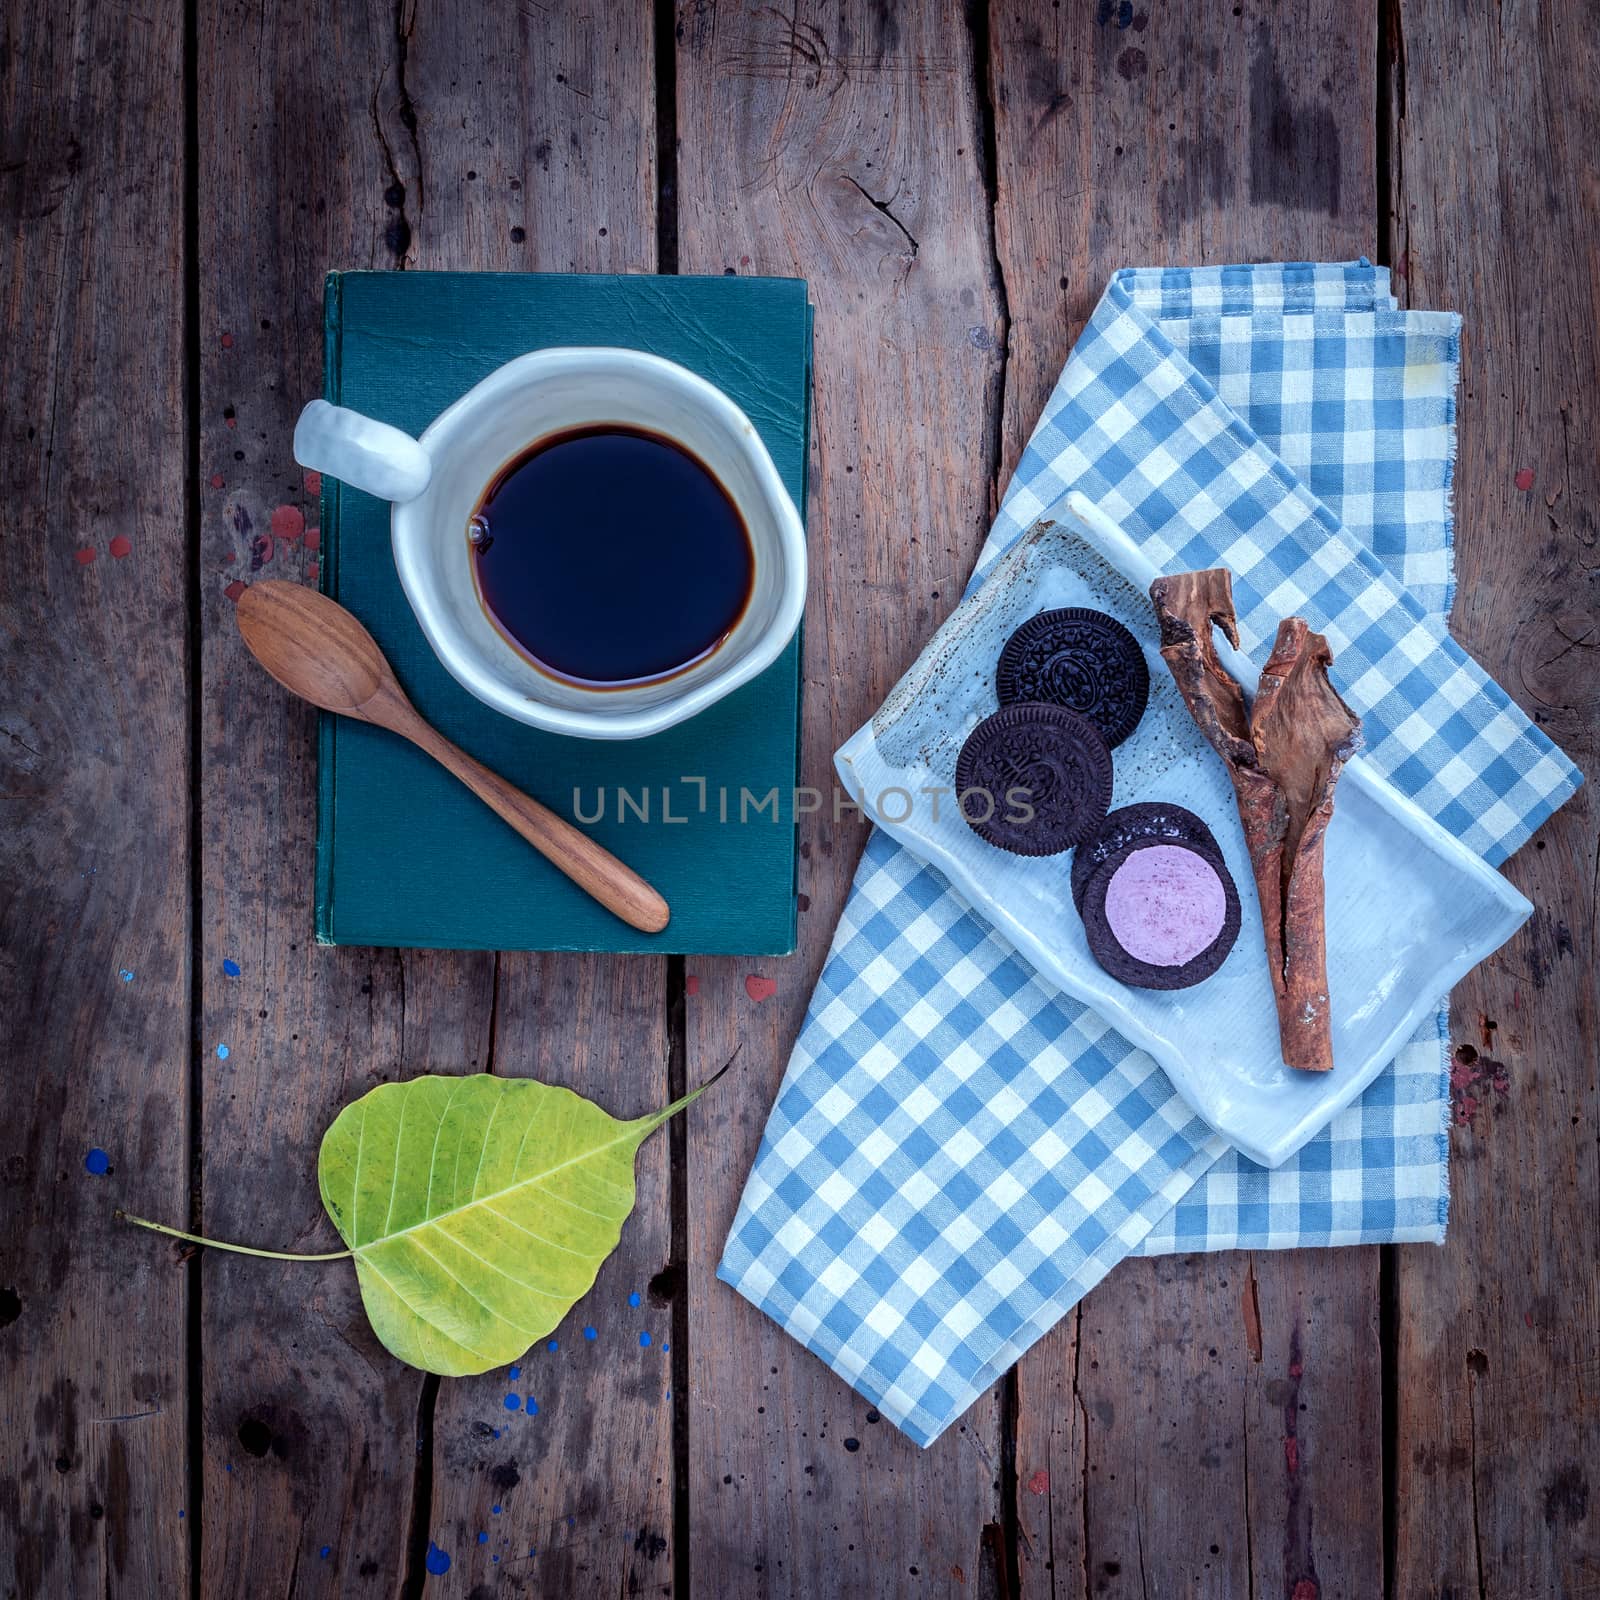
[236,580,670,935]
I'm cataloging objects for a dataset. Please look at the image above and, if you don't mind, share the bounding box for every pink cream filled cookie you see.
[1103,844,1229,968]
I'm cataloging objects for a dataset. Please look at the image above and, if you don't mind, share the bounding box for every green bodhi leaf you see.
[120,1061,730,1376]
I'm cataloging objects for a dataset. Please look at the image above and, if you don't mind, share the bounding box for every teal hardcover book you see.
[314,271,811,954]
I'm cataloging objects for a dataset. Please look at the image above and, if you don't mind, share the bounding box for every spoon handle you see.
[401,719,670,935]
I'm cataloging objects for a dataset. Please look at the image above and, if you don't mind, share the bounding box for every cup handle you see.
[293,399,433,503]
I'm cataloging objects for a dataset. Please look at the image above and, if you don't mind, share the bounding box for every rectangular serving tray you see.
[837,492,1533,1168]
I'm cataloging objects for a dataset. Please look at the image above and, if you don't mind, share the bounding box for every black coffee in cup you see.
[468,425,754,689]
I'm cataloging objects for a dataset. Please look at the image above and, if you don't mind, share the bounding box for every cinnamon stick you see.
[1149,570,1361,1073]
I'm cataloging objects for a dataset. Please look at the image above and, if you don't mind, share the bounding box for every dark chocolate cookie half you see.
[953,703,1113,856]
[996,607,1150,749]
[1076,835,1241,990]
[1071,801,1227,915]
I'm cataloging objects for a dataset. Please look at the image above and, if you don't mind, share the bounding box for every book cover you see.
[314,271,811,954]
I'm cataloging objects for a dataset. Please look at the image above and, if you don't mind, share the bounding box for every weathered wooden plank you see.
[0,2,190,1594]
[195,6,457,1592]
[1389,4,1600,1594]
[987,4,1386,1595]
[197,0,668,1592]
[396,8,671,1594]
[428,956,674,1594]
[676,1,1009,1592]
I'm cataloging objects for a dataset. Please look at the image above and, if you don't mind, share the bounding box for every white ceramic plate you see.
[837,492,1532,1168]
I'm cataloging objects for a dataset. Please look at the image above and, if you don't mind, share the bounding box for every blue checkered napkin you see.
[718,263,1582,1446]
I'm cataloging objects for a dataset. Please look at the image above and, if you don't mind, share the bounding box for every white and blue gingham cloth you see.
[719,262,1582,1446]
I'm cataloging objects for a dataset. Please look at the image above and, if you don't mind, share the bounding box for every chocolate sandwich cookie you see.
[996,607,1150,749]
[1075,828,1241,991]
[1070,801,1227,915]
[953,704,1113,856]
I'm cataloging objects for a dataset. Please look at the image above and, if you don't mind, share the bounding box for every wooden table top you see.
[3,1,1595,1595]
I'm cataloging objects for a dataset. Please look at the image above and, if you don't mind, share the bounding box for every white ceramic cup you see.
[292,348,807,740]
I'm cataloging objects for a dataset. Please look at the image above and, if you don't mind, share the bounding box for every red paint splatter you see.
[1291,1583,1319,1600]
[744,974,777,1003]
[74,547,96,565]
[303,469,323,497]
[270,504,305,543]
[797,892,810,913]
[1026,1469,1049,1496]
[1450,1044,1509,1127]
[223,551,236,564]
[1284,1437,1300,1473]
[210,473,225,489]
[685,974,700,997]
[1289,1360,1303,1379]
[225,415,236,428]
[1514,468,1535,491]
[306,562,319,583]
[224,580,246,602]
[220,332,234,348]
[250,533,275,570]
[303,525,320,552]
[109,535,132,559]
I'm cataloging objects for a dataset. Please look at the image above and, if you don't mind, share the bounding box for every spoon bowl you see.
[237,582,389,716]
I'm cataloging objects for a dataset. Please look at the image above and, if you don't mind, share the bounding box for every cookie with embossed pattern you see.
[953,703,1113,856]
[995,606,1149,749]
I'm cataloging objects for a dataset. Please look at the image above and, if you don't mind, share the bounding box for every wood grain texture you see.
[986,4,1385,1595]
[198,1,668,1594]
[0,3,190,1595]
[402,4,673,1596]
[196,4,459,1592]
[8,1,1598,1590]
[675,1,1009,1593]
[428,956,674,1596]
[1389,2,1600,1594]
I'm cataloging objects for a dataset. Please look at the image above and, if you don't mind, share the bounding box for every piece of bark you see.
[1150,570,1361,1073]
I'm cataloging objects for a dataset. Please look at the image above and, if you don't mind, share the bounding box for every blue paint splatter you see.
[225,1463,233,1473]
[492,1554,500,1564]
[508,1364,520,1380]
[627,1291,641,1308]
[223,958,241,977]
[583,1326,597,1341]
[639,1331,651,1347]
[477,1531,489,1546]
[84,1149,109,1176]
[319,1546,331,1559]
[425,1541,451,1575]
[529,1547,538,1558]
[492,1504,502,1515]
[178,1510,185,1520]
[492,1427,501,1440]
[503,1393,521,1411]
[526,1397,538,1415]
[662,1344,670,1353]
[547,1339,558,1352]
[216,1043,230,1061]
[119,969,134,983]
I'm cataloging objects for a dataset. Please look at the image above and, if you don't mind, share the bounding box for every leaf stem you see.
[116,1211,353,1261]
[638,1045,742,1133]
